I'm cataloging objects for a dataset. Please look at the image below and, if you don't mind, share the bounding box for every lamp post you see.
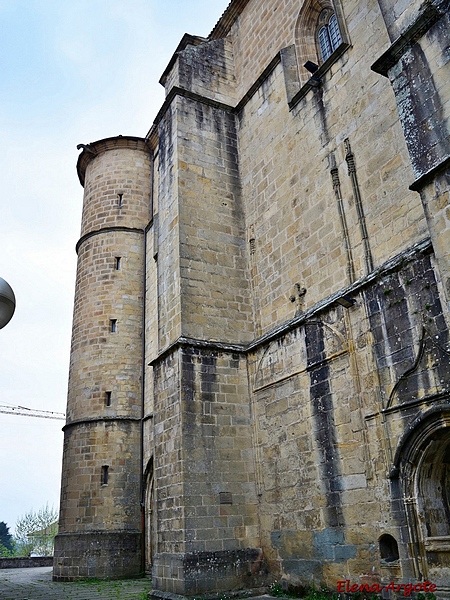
[0,278,16,329]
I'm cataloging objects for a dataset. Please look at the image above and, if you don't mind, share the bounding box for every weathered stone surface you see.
[54,138,151,580]
[57,0,450,595]
[0,557,53,570]
[53,531,141,581]
[152,548,266,596]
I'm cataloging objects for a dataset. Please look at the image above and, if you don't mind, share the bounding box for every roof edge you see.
[208,0,251,39]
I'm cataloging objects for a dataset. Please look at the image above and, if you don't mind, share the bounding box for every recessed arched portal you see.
[416,430,450,539]
[391,405,450,586]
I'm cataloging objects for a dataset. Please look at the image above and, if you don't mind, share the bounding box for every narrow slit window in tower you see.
[101,465,109,486]
[105,391,112,406]
[115,257,121,270]
[110,319,117,333]
[118,193,123,208]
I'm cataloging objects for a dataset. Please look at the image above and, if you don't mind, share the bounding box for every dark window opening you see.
[105,391,112,406]
[115,257,121,270]
[118,194,123,208]
[110,319,117,333]
[101,465,109,485]
[379,534,399,562]
[219,492,233,504]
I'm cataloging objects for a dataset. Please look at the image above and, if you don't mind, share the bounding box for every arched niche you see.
[379,533,400,562]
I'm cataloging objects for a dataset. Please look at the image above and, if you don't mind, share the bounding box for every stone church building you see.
[53,0,450,596]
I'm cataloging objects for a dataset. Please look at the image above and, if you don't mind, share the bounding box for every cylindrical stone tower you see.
[53,136,152,581]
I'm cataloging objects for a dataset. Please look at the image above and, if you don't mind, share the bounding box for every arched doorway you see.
[416,430,450,539]
[391,406,450,588]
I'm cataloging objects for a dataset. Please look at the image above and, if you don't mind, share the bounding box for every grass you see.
[269,582,339,600]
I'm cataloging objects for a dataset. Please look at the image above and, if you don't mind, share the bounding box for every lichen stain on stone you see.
[391,44,446,177]
[366,254,450,406]
[305,320,345,529]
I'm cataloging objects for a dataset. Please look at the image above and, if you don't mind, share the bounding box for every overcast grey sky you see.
[0,0,230,534]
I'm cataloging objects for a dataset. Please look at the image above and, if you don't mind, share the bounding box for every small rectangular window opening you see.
[101,465,109,485]
[105,391,112,406]
[118,193,123,208]
[115,257,121,270]
[110,319,117,333]
[219,492,233,505]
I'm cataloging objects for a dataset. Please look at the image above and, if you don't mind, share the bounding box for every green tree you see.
[0,522,14,554]
[14,504,59,556]
[0,543,13,557]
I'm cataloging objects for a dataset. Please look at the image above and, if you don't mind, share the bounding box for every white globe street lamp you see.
[0,278,16,329]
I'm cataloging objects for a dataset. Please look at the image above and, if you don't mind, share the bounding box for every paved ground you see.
[0,567,152,600]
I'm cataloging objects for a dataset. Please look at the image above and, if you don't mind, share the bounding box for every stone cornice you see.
[76,136,150,187]
[371,0,448,77]
[145,86,235,150]
[409,155,450,191]
[146,55,281,148]
[76,226,145,254]
[235,54,281,113]
[63,415,141,431]
[149,237,433,365]
[289,42,351,109]
[149,336,246,367]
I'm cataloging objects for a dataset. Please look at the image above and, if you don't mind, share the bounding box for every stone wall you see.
[143,0,450,592]
[177,97,253,344]
[54,138,151,580]
[150,346,263,594]
[248,242,450,588]
[57,0,450,593]
[0,557,53,569]
[237,5,426,336]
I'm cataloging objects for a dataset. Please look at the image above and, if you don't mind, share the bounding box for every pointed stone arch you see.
[254,319,347,391]
[390,406,450,583]
[387,327,450,410]
[294,0,349,86]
